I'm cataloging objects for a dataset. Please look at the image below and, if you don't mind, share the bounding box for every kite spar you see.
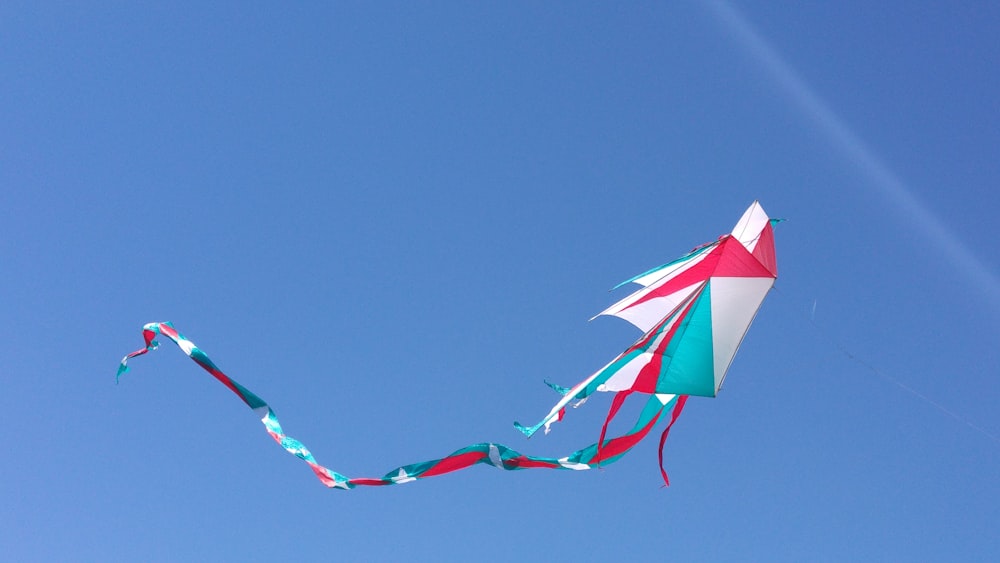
[117,201,778,490]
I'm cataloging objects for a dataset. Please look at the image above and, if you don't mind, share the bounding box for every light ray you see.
[704,0,1000,310]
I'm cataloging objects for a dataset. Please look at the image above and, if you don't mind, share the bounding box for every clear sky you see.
[2,2,998,561]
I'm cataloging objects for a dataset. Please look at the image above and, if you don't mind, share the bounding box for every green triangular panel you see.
[654,281,717,397]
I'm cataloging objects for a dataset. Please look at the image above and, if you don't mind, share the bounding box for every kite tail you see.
[657,394,688,487]
[597,390,633,467]
[348,392,677,487]
[513,356,624,438]
[118,322,682,489]
[118,322,355,488]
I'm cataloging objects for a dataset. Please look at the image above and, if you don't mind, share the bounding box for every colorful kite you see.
[117,201,778,490]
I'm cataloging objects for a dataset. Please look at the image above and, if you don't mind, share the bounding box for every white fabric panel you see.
[488,444,504,468]
[730,201,770,253]
[654,393,676,405]
[596,281,704,332]
[597,351,654,392]
[709,276,775,391]
[178,338,196,356]
[558,457,592,470]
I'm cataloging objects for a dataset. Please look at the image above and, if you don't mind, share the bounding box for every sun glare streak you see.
[704,0,1000,310]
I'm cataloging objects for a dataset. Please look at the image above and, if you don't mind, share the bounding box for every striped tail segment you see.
[117,322,685,490]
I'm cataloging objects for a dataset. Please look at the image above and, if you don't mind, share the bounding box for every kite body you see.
[515,201,778,437]
[117,202,777,490]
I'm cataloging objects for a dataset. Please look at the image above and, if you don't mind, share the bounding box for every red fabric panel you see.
[505,457,560,469]
[597,391,633,465]
[421,451,488,477]
[593,409,663,463]
[711,236,775,278]
[752,222,778,276]
[348,478,390,486]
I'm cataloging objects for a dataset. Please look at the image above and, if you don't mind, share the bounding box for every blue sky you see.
[2,1,998,560]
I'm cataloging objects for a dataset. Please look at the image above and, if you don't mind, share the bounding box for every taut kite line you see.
[117,201,778,490]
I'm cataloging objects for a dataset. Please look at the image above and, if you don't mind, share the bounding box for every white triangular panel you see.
[709,276,774,391]
[597,351,655,392]
[730,201,770,253]
[654,393,676,405]
[597,281,703,333]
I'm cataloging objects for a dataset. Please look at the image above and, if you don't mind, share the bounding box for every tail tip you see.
[513,421,535,438]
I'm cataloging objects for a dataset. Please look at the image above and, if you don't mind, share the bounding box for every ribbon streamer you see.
[118,322,685,490]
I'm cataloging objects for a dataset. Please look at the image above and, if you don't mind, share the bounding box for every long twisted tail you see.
[118,322,684,489]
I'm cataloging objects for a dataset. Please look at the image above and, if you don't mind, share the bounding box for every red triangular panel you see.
[712,236,775,278]
[626,243,725,309]
[752,222,778,276]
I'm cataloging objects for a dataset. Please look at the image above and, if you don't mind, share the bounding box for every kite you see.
[117,201,778,490]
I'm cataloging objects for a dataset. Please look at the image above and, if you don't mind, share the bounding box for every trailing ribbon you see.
[118,322,686,489]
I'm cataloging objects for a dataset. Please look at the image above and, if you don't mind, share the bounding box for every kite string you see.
[772,287,1000,444]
